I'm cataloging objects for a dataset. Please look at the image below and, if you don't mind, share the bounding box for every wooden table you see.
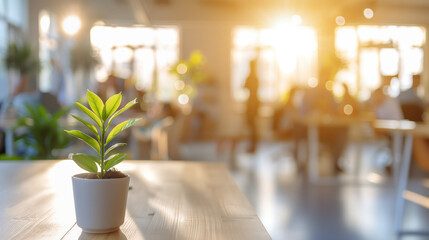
[0,160,270,240]
[373,119,429,235]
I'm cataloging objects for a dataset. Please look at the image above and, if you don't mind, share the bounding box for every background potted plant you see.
[5,42,40,97]
[14,104,69,159]
[66,90,140,233]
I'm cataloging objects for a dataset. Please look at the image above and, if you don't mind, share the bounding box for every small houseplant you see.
[65,90,139,233]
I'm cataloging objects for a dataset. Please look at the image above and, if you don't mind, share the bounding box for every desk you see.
[0,160,270,240]
[373,120,429,234]
[296,115,373,183]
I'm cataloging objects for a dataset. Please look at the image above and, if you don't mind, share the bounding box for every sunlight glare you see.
[291,14,302,25]
[113,47,134,63]
[273,22,317,74]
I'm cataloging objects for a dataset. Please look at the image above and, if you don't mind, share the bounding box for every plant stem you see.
[100,121,105,179]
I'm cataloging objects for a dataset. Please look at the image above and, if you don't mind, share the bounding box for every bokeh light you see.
[174,80,185,91]
[178,94,189,105]
[176,63,188,74]
[363,8,374,19]
[336,16,346,26]
[343,104,354,115]
[62,15,81,35]
[308,77,318,88]
[325,81,334,91]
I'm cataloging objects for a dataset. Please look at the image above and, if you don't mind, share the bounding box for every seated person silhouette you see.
[397,74,424,122]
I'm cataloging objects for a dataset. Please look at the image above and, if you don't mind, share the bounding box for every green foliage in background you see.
[169,50,209,100]
[14,105,70,159]
[5,43,40,74]
[170,50,208,84]
[65,90,140,178]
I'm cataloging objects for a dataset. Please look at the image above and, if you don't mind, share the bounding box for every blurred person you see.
[134,102,180,159]
[370,75,403,120]
[98,73,125,102]
[244,59,260,153]
[300,70,348,174]
[146,102,178,128]
[369,75,403,174]
[339,83,360,117]
[273,86,300,139]
[397,75,429,171]
[397,74,424,122]
[272,86,307,171]
[148,102,184,160]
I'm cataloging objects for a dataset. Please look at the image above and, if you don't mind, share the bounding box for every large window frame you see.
[231,26,318,103]
[335,25,426,100]
[0,0,27,102]
[90,25,180,101]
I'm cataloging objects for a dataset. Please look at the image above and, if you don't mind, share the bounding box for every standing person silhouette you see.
[244,59,260,153]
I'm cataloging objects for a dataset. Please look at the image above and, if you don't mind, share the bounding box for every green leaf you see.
[104,153,127,170]
[105,143,127,156]
[65,130,100,154]
[75,102,102,128]
[103,93,122,120]
[70,153,98,173]
[105,118,140,144]
[107,98,138,129]
[73,153,100,165]
[71,114,99,140]
[87,90,105,119]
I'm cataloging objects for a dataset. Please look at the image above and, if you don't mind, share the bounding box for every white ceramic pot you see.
[72,173,130,233]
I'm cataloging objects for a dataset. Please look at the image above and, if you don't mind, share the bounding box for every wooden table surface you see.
[0,160,270,240]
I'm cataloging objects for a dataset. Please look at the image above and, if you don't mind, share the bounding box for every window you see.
[336,25,425,100]
[38,10,59,94]
[0,0,27,102]
[231,26,318,102]
[90,26,179,101]
[6,0,24,27]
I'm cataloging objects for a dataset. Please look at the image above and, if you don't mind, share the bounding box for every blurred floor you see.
[181,140,429,240]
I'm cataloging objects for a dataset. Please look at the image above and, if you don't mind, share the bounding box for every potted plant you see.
[5,42,40,97]
[65,90,140,233]
[14,105,69,159]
